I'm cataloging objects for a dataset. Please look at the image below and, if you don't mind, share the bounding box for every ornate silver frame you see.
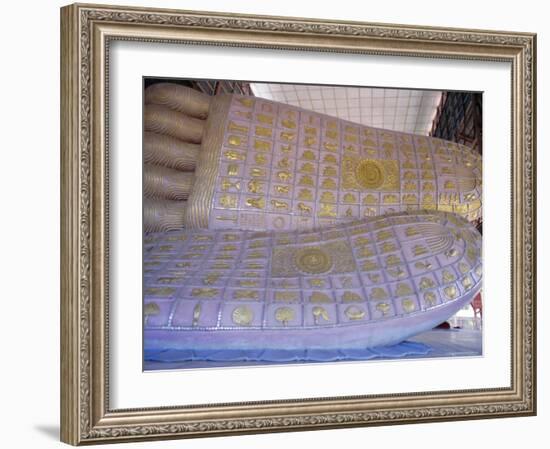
[60,3,536,445]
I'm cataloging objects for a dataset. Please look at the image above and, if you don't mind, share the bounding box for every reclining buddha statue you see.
[144,210,482,352]
[143,82,482,359]
[143,83,482,232]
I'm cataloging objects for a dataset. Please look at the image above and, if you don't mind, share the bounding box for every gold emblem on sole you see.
[355,160,384,189]
[232,306,254,326]
[294,247,333,275]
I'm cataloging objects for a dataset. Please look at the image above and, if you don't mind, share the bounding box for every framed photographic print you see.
[60,3,536,445]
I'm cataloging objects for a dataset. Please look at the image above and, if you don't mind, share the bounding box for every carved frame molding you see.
[60,3,536,445]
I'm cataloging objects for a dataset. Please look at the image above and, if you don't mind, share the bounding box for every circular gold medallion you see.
[355,160,384,189]
[294,247,333,275]
[232,306,254,326]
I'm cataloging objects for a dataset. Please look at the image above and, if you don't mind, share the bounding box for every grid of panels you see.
[208,95,482,232]
[250,84,442,136]
[143,213,482,331]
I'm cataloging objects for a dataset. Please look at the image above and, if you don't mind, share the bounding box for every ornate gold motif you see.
[343,193,357,203]
[145,287,175,297]
[342,291,362,302]
[228,121,249,134]
[368,273,382,283]
[361,260,378,271]
[424,292,437,307]
[233,290,260,300]
[354,236,371,246]
[396,283,413,296]
[309,292,332,303]
[255,126,272,137]
[376,302,391,316]
[359,246,375,258]
[195,235,214,242]
[318,203,337,217]
[203,273,221,285]
[275,307,295,326]
[246,197,265,209]
[280,131,296,142]
[312,306,330,324]
[278,158,291,169]
[191,303,201,327]
[232,306,254,326]
[345,305,366,320]
[224,150,245,161]
[257,113,274,125]
[323,154,337,164]
[237,97,253,108]
[422,182,435,191]
[370,287,388,300]
[462,276,473,290]
[247,180,264,194]
[320,191,336,203]
[191,288,219,298]
[380,242,396,253]
[403,181,416,191]
[282,119,296,129]
[227,164,239,176]
[144,302,160,317]
[277,171,292,182]
[475,264,483,277]
[343,157,400,190]
[156,277,181,284]
[238,280,259,288]
[321,178,337,189]
[275,291,299,302]
[419,277,435,290]
[376,230,393,241]
[297,203,312,214]
[415,261,433,270]
[254,153,267,165]
[212,263,231,269]
[298,162,314,174]
[234,110,252,120]
[308,279,325,288]
[298,189,313,201]
[413,245,428,256]
[363,194,378,204]
[271,199,289,210]
[403,194,418,204]
[444,285,458,300]
[402,298,416,313]
[445,248,458,258]
[221,179,241,191]
[295,247,333,274]
[228,135,243,147]
[250,167,267,178]
[388,267,406,278]
[355,159,384,189]
[254,140,271,152]
[442,270,456,283]
[267,185,287,198]
[383,194,399,204]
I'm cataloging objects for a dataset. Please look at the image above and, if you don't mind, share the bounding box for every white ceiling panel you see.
[250,83,442,136]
